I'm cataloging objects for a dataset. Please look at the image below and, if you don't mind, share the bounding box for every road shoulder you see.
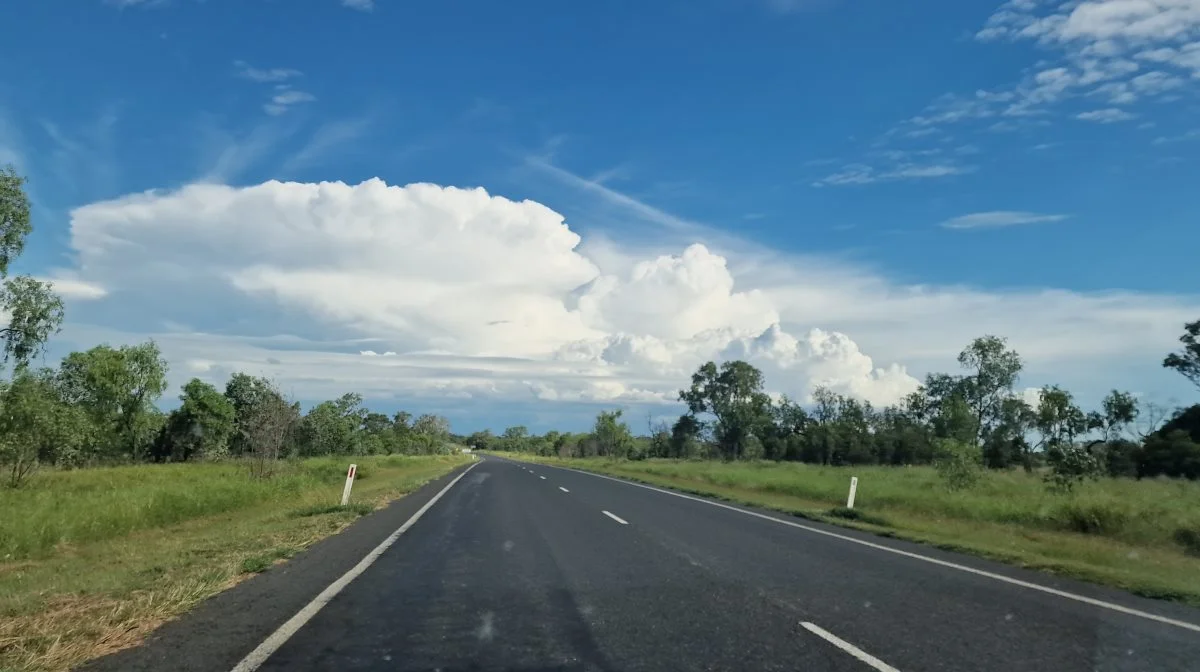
[76,460,477,672]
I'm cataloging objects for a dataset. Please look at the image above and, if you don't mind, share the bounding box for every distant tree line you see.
[481,330,1200,489]
[0,338,459,486]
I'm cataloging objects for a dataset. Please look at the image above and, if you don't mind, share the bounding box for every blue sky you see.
[2,0,1198,432]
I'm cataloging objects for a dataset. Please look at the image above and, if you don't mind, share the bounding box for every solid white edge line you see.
[559,486,570,493]
[602,510,629,525]
[229,462,480,672]
[800,622,900,672]
[528,460,1200,634]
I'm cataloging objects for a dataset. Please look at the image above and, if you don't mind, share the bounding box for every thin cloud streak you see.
[941,211,1071,230]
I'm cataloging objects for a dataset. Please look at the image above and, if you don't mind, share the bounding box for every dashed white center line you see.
[559,486,569,493]
[602,510,628,525]
[540,476,547,480]
[800,622,899,672]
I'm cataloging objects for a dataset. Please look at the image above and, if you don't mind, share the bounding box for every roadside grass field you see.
[497,455,1200,605]
[0,454,471,672]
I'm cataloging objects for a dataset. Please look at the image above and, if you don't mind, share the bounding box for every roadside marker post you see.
[341,464,357,506]
[846,476,858,509]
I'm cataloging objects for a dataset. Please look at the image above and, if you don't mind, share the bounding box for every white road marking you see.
[229,462,479,672]
[559,486,570,493]
[602,510,629,525]
[533,461,1200,634]
[540,475,547,480]
[801,622,900,672]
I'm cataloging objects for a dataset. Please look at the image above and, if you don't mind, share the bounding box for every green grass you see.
[0,454,471,672]
[496,454,1200,605]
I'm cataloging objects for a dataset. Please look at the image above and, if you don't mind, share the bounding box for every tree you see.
[0,167,65,371]
[982,397,1035,470]
[915,373,977,447]
[0,369,92,486]
[1089,390,1139,445]
[764,396,809,461]
[680,360,772,460]
[56,341,168,461]
[1163,320,1200,391]
[1,276,65,370]
[360,411,392,455]
[412,414,450,439]
[298,393,366,456]
[466,429,496,452]
[501,425,530,452]
[240,380,299,477]
[0,165,33,274]
[957,335,1023,447]
[224,373,287,457]
[1138,430,1200,480]
[592,409,634,458]
[152,379,236,462]
[1035,386,1097,491]
[669,414,702,459]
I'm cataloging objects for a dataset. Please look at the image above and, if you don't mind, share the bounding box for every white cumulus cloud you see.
[58,178,1200,416]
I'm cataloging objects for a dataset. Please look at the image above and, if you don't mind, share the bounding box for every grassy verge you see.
[494,454,1200,606]
[0,454,471,672]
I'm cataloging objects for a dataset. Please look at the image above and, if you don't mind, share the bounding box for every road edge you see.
[76,459,479,672]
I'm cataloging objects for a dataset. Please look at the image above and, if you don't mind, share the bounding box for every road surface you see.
[86,456,1200,671]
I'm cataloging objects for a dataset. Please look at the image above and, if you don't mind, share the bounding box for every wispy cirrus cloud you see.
[1152,128,1200,144]
[342,0,374,10]
[233,61,315,115]
[264,89,317,116]
[280,116,374,175]
[940,210,1071,230]
[1076,107,1137,123]
[234,60,303,83]
[812,162,976,187]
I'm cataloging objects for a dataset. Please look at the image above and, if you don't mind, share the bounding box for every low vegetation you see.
[0,454,469,672]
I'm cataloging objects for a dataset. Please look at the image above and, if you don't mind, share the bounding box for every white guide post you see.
[341,463,358,506]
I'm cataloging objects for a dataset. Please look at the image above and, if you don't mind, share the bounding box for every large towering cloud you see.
[64,179,924,406]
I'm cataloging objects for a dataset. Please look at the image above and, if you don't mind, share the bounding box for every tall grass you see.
[0,455,462,561]
[1,454,469,672]
[550,459,1200,553]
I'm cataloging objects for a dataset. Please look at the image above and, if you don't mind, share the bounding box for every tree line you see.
[0,166,456,486]
[1,339,460,486]
[479,331,1200,489]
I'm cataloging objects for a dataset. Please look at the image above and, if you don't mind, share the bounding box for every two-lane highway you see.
[228,456,1200,672]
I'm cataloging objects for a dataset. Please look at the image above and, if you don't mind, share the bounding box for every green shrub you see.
[1052,500,1129,535]
[1175,527,1200,556]
[933,439,982,491]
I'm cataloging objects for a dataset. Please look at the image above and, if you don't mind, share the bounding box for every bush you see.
[1103,440,1141,478]
[1174,527,1200,556]
[1139,430,1200,480]
[1051,500,1129,535]
[1044,441,1101,492]
[933,439,982,491]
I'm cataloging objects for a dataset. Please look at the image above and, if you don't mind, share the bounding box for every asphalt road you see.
[85,455,1200,672]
